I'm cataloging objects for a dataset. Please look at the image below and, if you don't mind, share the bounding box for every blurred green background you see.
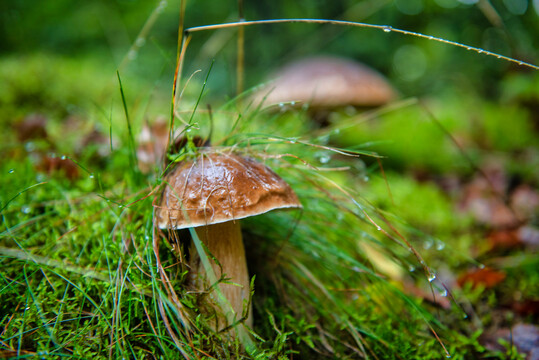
[2,0,538,103]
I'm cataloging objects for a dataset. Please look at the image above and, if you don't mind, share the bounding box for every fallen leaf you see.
[36,155,79,180]
[513,299,539,318]
[14,113,48,142]
[457,267,506,289]
[487,228,522,251]
[137,117,169,173]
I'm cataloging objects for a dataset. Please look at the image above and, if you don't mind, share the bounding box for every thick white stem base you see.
[190,221,253,330]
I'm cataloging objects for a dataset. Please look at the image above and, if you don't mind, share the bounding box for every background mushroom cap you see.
[156,151,302,229]
[253,56,396,109]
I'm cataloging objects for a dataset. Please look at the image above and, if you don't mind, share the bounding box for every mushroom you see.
[155,150,301,331]
[253,55,396,124]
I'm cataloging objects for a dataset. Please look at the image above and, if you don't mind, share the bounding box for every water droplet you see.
[446,354,452,358]
[409,265,416,272]
[89,173,95,179]
[290,101,296,106]
[8,169,14,174]
[22,206,31,214]
[428,273,436,282]
[478,263,485,269]
[376,226,382,231]
[463,313,468,319]
[440,289,448,297]
[25,142,36,152]
[319,155,330,164]
[278,102,284,108]
[128,49,137,60]
[118,205,123,209]
[496,55,501,59]
[363,176,370,182]
[478,50,483,54]
[423,239,433,250]
[135,37,146,47]
[383,26,392,33]
[466,47,471,50]
[436,241,445,251]
[60,155,67,160]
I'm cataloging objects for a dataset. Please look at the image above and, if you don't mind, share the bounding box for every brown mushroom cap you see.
[254,56,396,109]
[156,151,301,229]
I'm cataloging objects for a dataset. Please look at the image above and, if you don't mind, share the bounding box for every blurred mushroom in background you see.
[252,55,396,125]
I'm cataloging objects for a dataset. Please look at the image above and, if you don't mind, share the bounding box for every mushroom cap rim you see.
[157,202,302,230]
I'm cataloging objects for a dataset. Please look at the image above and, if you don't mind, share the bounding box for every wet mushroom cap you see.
[156,151,302,229]
[254,56,396,109]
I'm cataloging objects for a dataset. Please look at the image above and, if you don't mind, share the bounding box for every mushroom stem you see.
[190,220,252,330]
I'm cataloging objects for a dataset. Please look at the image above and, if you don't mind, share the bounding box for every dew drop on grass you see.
[436,241,445,251]
[135,37,146,47]
[478,263,485,269]
[428,273,437,282]
[21,206,31,214]
[383,26,392,33]
[89,173,95,179]
[157,0,167,11]
[8,169,14,174]
[409,265,416,272]
[363,176,369,182]
[25,142,35,152]
[440,289,448,297]
[423,239,433,249]
[318,155,331,164]
[128,49,137,60]
[290,101,296,106]
[60,155,67,160]
[376,226,382,231]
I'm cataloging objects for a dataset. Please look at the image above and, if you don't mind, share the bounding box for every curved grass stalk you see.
[184,18,538,71]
